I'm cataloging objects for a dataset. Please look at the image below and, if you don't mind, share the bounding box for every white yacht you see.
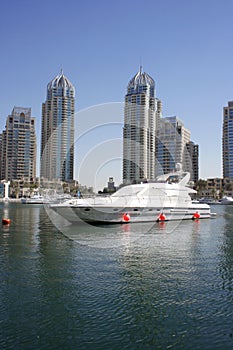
[21,193,71,205]
[21,194,46,204]
[220,196,233,205]
[51,165,212,224]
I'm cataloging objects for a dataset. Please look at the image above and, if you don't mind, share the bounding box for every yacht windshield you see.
[112,185,143,197]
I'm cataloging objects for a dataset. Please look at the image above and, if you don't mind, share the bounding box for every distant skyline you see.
[1,0,233,189]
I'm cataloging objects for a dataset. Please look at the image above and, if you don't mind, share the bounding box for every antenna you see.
[139,57,143,73]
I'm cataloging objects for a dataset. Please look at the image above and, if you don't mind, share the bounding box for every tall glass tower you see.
[0,106,36,181]
[123,67,162,184]
[40,71,75,182]
[156,116,191,174]
[222,101,233,179]
[156,116,199,183]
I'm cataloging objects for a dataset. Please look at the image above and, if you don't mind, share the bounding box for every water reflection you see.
[218,205,233,293]
[1,204,233,349]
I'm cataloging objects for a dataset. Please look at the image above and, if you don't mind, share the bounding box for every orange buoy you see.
[192,212,200,220]
[2,218,11,225]
[157,212,166,222]
[122,213,130,222]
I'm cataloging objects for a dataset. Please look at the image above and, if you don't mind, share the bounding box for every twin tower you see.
[41,67,161,185]
[41,67,194,185]
[40,71,75,182]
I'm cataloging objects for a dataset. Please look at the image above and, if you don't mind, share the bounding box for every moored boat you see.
[220,196,233,205]
[51,165,214,224]
[21,194,46,204]
[21,193,71,204]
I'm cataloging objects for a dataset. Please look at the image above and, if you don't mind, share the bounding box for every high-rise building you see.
[0,133,3,179]
[222,101,233,179]
[156,116,198,180]
[123,67,162,184]
[186,141,199,183]
[0,106,36,181]
[40,71,75,181]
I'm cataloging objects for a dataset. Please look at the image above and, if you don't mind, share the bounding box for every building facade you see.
[186,141,199,183]
[0,106,36,181]
[156,116,198,181]
[197,177,233,199]
[222,101,233,179]
[123,67,162,184]
[40,71,75,182]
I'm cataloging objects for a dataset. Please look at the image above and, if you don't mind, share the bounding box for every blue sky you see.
[1,0,233,189]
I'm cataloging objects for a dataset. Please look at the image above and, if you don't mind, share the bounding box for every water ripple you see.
[1,204,233,349]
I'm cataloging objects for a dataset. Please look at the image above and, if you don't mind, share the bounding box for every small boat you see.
[198,197,221,205]
[21,194,61,204]
[51,164,213,224]
[21,194,45,204]
[220,196,233,205]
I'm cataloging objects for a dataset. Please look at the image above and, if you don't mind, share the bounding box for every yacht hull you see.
[53,204,211,224]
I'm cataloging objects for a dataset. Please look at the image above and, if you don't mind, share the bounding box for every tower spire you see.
[139,57,143,74]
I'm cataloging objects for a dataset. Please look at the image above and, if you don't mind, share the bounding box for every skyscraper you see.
[156,116,197,180]
[222,101,233,179]
[0,106,36,181]
[40,71,75,182]
[123,67,162,184]
[186,141,199,183]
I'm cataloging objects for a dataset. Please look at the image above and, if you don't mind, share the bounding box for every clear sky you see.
[1,0,233,190]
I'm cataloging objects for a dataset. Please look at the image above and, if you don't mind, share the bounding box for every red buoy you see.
[2,218,11,225]
[122,213,130,222]
[192,212,200,220]
[157,213,166,222]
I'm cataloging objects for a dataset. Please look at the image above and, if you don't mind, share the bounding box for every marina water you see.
[0,203,233,349]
